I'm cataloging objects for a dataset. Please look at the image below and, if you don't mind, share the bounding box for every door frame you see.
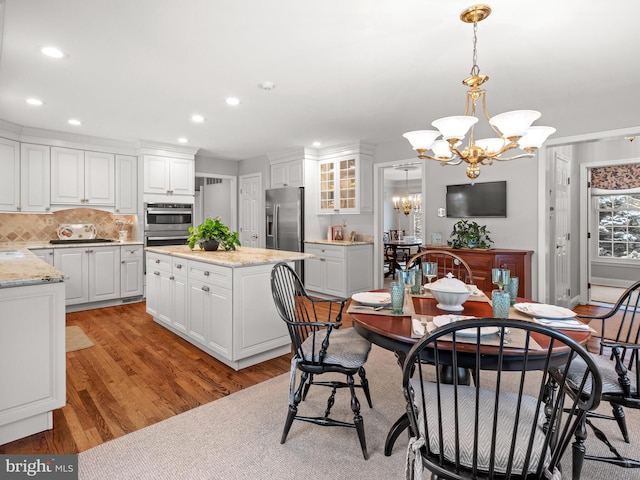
[373,159,426,289]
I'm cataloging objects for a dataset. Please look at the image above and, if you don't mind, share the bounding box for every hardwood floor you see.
[0,298,599,455]
[0,302,296,455]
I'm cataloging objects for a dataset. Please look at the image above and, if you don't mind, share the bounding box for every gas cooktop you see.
[50,238,115,244]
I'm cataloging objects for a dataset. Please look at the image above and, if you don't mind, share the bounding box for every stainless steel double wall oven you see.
[143,202,193,248]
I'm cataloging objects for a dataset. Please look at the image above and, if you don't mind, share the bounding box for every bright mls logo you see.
[1,455,78,479]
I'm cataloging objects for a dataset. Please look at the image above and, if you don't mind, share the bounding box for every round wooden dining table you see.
[349,293,592,456]
[383,239,422,278]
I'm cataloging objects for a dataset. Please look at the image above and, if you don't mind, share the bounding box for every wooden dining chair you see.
[405,249,474,285]
[403,318,602,480]
[270,262,373,459]
[557,280,640,469]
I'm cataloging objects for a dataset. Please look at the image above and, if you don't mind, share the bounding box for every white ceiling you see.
[1,0,639,161]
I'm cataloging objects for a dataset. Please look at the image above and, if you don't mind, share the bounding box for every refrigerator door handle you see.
[274,203,279,250]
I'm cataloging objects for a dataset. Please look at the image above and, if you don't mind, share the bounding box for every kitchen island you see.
[145,245,314,370]
[0,248,67,445]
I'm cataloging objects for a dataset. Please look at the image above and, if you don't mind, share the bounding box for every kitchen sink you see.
[0,249,25,257]
[50,238,115,245]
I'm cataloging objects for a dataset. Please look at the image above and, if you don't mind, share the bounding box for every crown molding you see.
[135,139,199,159]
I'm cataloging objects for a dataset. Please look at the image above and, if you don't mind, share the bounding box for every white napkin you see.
[412,318,426,337]
[533,318,591,330]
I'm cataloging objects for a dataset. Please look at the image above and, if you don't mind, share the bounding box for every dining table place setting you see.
[410,314,543,349]
[512,302,596,332]
[347,290,416,317]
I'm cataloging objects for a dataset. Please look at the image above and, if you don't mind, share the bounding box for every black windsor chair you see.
[270,262,373,459]
[403,318,602,480]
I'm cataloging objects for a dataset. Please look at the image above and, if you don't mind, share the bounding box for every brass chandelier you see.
[403,4,555,180]
[392,168,420,216]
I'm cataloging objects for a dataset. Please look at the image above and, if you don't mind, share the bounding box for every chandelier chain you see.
[470,20,480,77]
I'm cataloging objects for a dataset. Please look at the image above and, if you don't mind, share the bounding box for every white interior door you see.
[552,152,571,306]
[239,174,262,248]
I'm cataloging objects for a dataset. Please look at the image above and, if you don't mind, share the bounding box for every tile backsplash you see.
[0,208,138,242]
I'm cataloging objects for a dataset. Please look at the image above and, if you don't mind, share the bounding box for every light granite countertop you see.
[0,247,67,288]
[305,239,373,246]
[0,241,143,288]
[146,245,314,267]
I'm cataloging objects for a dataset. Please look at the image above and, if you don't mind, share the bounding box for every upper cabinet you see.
[143,155,194,198]
[0,137,20,211]
[317,143,373,214]
[51,147,115,206]
[115,155,137,214]
[271,159,304,188]
[20,143,51,212]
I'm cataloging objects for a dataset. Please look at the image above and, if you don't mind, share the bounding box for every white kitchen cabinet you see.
[317,144,373,214]
[304,243,374,298]
[54,245,120,305]
[20,143,51,212]
[0,137,20,212]
[31,248,55,266]
[146,253,187,333]
[0,282,65,445]
[51,147,115,205]
[143,155,194,197]
[120,245,144,297]
[115,155,137,214]
[271,159,304,188]
[187,260,232,354]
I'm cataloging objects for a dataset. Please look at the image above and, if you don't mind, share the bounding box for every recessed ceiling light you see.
[191,114,205,123]
[40,46,67,59]
[257,81,275,90]
[178,137,189,143]
[225,97,240,106]
[68,119,82,126]
[26,98,44,106]
[312,141,322,148]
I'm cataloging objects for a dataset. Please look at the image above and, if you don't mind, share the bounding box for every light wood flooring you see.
[0,299,601,455]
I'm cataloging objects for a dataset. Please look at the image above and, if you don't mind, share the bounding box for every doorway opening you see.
[194,173,237,231]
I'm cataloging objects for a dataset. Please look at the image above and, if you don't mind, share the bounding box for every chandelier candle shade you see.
[392,168,421,215]
[402,4,555,179]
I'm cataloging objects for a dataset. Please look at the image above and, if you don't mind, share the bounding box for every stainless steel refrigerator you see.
[265,187,305,280]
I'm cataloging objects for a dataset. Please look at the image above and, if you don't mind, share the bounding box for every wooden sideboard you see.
[422,245,534,299]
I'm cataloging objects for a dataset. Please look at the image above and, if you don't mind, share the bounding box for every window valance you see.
[591,163,640,190]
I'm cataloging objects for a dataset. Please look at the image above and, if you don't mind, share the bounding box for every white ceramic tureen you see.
[428,273,471,311]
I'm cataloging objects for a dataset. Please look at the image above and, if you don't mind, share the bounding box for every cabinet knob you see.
[115,208,120,213]
[175,264,182,269]
[204,271,210,276]
[121,260,125,264]
[86,249,94,253]
[320,258,326,262]
[155,259,160,263]
[202,285,210,292]
[154,271,160,276]
[45,207,50,211]
[169,275,175,280]
[16,206,22,211]
[129,250,136,254]
[48,252,54,256]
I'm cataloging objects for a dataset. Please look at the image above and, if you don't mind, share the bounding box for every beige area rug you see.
[591,284,626,305]
[78,344,640,480]
[66,325,94,352]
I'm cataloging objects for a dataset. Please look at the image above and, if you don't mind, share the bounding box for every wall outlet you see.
[431,232,442,245]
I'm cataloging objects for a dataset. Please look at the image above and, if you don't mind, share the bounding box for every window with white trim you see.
[596,194,640,259]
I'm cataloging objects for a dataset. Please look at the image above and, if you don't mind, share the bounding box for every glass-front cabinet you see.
[317,143,373,214]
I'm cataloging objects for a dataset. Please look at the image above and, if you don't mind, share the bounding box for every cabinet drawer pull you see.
[45,207,50,211]
[320,258,326,262]
[155,259,160,263]
[202,285,210,292]
[86,249,94,253]
[129,250,136,254]
[169,275,174,280]
[154,271,160,276]
[204,271,210,276]
[175,264,182,269]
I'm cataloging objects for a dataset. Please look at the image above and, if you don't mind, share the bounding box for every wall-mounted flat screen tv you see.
[446,180,507,218]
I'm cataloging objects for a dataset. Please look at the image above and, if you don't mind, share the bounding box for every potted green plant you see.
[187,217,241,251]
[447,219,493,249]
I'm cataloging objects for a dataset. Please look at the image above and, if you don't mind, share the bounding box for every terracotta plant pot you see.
[202,240,219,251]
